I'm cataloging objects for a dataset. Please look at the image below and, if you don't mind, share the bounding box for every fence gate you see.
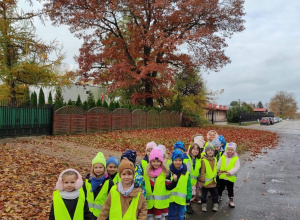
[0,106,53,138]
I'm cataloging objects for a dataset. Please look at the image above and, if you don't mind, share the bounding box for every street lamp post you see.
[238,99,241,125]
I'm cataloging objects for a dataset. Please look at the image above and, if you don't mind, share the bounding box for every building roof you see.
[253,108,268,112]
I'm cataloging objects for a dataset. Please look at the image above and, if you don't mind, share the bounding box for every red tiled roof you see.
[253,108,267,112]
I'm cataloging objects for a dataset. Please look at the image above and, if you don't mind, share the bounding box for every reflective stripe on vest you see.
[109,185,140,220]
[219,155,238,183]
[170,171,189,206]
[53,188,84,220]
[187,155,201,186]
[86,179,109,217]
[144,172,170,209]
[203,158,217,187]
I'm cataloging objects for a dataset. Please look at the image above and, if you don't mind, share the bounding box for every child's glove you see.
[172,174,178,182]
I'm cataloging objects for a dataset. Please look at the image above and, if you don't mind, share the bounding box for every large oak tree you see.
[0,0,64,103]
[44,0,245,107]
[269,91,298,118]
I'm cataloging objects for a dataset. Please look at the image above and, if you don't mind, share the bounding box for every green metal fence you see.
[0,106,53,138]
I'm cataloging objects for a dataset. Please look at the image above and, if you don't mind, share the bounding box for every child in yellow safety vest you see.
[168,150,192,220]
[204,130,219,148]
[188,142,204,206]
[83,152,114,220]
[173,141,191,172]
[199,144,219,212]
[217,142,240,208]
[141,141,157,175]
[145,147,178,220]
[97,158,148,220]
[106,156,120,184]
[49,168,93,220]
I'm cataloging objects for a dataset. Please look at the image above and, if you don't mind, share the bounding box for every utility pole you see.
[238,99,241,125]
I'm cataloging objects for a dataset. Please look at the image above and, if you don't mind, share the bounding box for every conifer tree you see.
[38,88,45,107]
[48,91,53,105]
[75,94,83,107]
[54,87,64,110]
[30,91,37,107]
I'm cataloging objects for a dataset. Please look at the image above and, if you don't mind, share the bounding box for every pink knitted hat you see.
[149,147,163,163]
[146,141,157,151]
[55,168,83,191]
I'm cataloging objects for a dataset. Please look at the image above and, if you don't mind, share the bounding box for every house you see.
[205,103,228,122]
[253,108,268,113]
[30,84,107,104]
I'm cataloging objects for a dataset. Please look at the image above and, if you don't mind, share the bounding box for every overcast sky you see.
[25,0,300,109]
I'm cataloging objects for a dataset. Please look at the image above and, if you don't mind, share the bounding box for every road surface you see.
[189,120,300,220]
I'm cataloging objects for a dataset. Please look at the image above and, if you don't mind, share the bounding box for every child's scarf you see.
[169,163,187,176]
[118,182,134,197]
[91,174,106,192]
[149,166,163,177]
[60,189,79,199]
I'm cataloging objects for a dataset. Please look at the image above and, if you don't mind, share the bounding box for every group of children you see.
[49,130,240,220]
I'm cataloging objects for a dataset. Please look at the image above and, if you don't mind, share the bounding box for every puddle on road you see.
[267,189,278,194]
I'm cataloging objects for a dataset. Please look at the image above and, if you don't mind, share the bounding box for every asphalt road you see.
[189,120,300,220]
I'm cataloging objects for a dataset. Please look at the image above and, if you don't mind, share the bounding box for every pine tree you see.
[114,101,120,109]
[30,91,37,107]
[75,94,83,107]
[54,87,64,110]
[108,101,115,111]
[38,88,45,107]
[48,91,53,105]
[82,100,88,110]
[67,99,73,105]
[96,98,102,107]
[87,91,96,110]
[102,99,109,108]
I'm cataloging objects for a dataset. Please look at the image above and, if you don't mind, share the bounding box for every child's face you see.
[151,159,162,169]
[206,149,214,157]
[191,147,199,157]
[173,158,183,169]
[63,174,77,192]
[226,148,235,156]
[120,169,134,186]
[214,146,220,151]
[208,132,217,141]
[107,163,118,175]
[146,148,153,156]
[93,163,105,177]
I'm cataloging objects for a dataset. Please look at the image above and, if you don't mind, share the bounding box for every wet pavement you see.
[188,120,300,220]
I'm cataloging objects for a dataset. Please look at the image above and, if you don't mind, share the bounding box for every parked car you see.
[260,117,271,125]
[268,117,274,125]
[273,117,279,123]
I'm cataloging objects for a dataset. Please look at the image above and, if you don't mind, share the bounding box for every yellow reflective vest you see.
[187,155,201,186]
[109,185,140,220]
[86,179,109,217]
[112,173,120,184]
[170,171,189,206]
[141,159,148,174]
[53,188,84,220]
[203,158,217,187]
[144,172,170,209]
[219,155,238,183]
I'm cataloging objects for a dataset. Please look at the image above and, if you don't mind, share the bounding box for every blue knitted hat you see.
[171,149,184,161]
[106,156,119,167]
[174,141,185,152]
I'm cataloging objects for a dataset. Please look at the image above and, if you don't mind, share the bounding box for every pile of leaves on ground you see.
[0,126,278,219]
[52,126,278,155]
[0,144,87,220]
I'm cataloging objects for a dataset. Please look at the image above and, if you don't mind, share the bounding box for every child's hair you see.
[62,170,78,179]
[56,168,83,191]
[189,143,201,159]
[120,168,135,175]
[145,161,169,177]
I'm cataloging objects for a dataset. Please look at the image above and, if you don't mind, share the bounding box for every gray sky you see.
[26,0,300,109]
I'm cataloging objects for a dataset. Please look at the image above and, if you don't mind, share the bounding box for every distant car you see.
[260,117,271,125]
[273,117,279,123]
